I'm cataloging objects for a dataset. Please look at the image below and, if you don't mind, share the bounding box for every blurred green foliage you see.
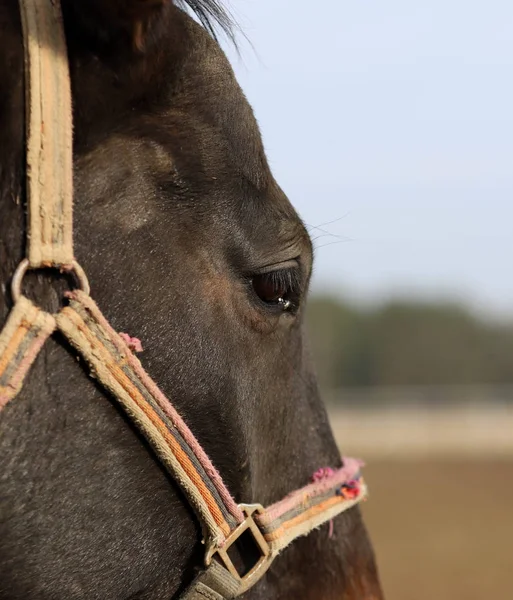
[306,296,513,389]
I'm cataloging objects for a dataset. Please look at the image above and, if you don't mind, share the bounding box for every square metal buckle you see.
[205,504,273,593]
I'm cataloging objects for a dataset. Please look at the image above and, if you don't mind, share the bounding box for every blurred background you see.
[221,1,513,598]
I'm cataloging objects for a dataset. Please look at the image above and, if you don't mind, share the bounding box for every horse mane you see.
[177,0,236,43]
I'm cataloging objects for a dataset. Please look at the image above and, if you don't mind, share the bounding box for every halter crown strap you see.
[0,1,369,598]
[19,0,73,268]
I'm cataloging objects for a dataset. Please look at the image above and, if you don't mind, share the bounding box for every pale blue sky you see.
[223,1,513,317]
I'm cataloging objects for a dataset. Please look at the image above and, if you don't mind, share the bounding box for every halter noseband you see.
[0,2,368,597]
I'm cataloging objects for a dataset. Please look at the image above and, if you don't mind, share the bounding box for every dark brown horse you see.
[0,1,383,598]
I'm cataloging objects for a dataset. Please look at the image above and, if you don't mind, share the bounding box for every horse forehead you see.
[76,128,301,232]
[75,135,174,233]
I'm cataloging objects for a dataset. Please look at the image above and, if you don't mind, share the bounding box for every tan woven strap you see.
[260,480,367,556]
[0,297,56,411]
[179,562,241,600]
[53,292,368,598]
[178,476,367,599]
[19,0,73,268]
[55,291,244,548]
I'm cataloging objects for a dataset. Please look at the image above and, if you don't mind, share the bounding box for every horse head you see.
[0,1,383,598]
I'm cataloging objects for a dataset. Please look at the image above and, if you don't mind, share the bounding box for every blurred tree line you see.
[306,296,513,390]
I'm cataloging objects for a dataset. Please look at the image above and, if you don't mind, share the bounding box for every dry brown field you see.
[361,460,513,600]
[328,405,513,599]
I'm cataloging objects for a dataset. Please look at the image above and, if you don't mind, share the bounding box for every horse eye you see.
[251,268,301,312]
[252,274,287,304]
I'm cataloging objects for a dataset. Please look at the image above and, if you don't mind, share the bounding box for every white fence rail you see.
[326,386,513,458]
[324,383,513,407]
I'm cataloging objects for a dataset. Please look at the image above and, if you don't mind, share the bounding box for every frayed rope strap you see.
[55,291,244,546]
[19,0,73,267]
[0,289,368,596]
[54,291,367,555]
[0,297,55,411]
[256,458,366,555]
[180,461,367,599]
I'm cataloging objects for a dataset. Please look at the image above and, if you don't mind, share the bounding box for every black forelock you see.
[177,0,236,43]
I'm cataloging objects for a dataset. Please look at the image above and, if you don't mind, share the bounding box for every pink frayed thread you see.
[313,467,336,538]
[310,466,364,539]
[311,467,335,482]
[261,459,363,525]
[119,332,143,353]
[328,519,334,539]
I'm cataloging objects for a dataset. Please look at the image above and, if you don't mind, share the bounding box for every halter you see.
[0,1,368,597]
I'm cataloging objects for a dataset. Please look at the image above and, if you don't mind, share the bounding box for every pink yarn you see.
[311,466,363,538]
[119,332,143,353]
[311,467,336,482]
[260,458,364,525]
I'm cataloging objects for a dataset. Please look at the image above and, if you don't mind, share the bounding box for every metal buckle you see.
[205,504,273,594]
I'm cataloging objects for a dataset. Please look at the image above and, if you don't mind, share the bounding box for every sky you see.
[221,1,513,317]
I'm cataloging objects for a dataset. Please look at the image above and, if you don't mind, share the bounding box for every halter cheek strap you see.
[0,1,369,597]
[19,0,74,268]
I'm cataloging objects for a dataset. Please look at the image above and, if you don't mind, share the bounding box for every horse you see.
[0,1,383,598]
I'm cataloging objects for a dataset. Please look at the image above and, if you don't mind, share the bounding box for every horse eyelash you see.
[249,267,304,307]
[261,267,303,296]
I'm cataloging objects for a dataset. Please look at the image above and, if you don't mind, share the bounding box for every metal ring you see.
[11,258,30,304]
[11,258,90,304]
[62,260,91,297]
